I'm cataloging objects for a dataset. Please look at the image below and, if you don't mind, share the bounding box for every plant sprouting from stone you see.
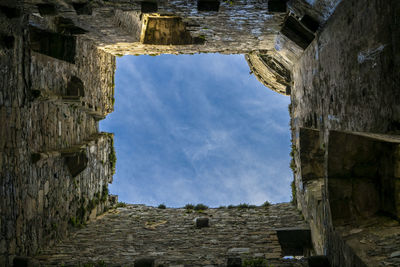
[115,202,127,208]
[243,258,271,267]
[158,204,166,209]
[237,203,257,210]
[194,204,208,211]
[184,204,195,210]
[261,201,271,208]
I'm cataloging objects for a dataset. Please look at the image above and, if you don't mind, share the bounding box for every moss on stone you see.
[291,180,297,206]
[101,185,109,202]
[243,258,270,267]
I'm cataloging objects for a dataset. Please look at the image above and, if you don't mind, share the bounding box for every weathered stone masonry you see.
[0,4,116,265]
[35,204,310,266]
[0,0,399,266]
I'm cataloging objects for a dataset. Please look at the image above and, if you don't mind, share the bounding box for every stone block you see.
[228,248,250,254]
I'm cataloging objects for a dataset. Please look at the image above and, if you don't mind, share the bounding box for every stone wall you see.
[1,0,399,266]
[34,203,309,266]
[0,7,116,265]
[22,0,338,58]
[290,0,400,265]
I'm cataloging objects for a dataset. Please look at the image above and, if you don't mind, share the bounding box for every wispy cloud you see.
[101,54,292,208]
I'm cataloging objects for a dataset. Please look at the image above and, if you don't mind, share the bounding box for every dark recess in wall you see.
[37,3,58,16]
[143,17,194,45]
[198,0,220,12]
[141,2,158,13]
[72,3,92,15]
[308,256,331,267]
[276,228,313,256]
[281,16,315,49]
[0,34,14,49]
[301,14,320,33]
[29,26,76,63]
[268,0,287,12]
[134,258,155,267]
[55,17,87,35]
[227,258,242,267]
[65,152,88,178]
[0,5,20,18]
[67,76,85,97]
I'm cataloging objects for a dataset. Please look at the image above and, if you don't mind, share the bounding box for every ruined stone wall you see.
[290,0,400,265]
[29,33,116,118]
[35,203,309,266]
[72,0,286,55]
[0,8,116,265]
[1,0,399,266]
[23,0,334,60]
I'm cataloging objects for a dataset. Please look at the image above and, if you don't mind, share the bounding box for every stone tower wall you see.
[35,203,309,267]
[0,8,116,265]
[0,0,399,266]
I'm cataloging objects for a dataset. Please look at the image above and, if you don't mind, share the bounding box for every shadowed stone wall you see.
[0,6,116,265]
[289,0,400,265]
[0,0,399,266]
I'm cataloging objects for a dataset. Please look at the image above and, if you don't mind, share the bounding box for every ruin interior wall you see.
[290,0,400,265]
[0,7,117,265]
[34,203,310,266]
[0,0,399,266]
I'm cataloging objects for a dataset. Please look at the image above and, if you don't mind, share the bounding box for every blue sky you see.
[100,54,292,208]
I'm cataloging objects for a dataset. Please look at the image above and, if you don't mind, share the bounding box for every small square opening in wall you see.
[198,0,220,12]
[276,228,312,256]
[72,3,92,15]
[268,0,287,13]
[0,34,14,49]
[281,16,315,49]
[37,3,57,16]
[29,26,76,63]
[141,2,158,13]
[143,17,194,45]
[300,14,319,33]
[0,5,21,18]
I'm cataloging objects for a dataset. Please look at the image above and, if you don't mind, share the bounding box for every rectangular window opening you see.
[268,0,287,13]
[29,26,76,63]
[281,16,315,50]
[198,0,220,12]
[141,2,158,13]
